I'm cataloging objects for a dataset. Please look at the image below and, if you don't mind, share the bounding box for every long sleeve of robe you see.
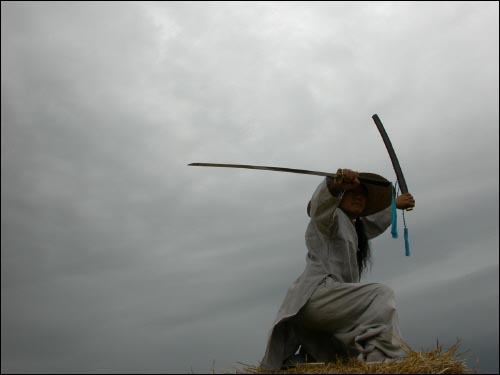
[260,178,392,370]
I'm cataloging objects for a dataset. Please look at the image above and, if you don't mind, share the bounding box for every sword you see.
[188,163,391,187]
[372,114,413,210]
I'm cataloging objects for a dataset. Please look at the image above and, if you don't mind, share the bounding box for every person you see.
[260,169,415,371]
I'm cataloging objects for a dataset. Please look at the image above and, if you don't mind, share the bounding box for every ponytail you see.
[355,218,372,278]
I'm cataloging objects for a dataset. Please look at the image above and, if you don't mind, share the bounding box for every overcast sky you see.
[1,2,498,374]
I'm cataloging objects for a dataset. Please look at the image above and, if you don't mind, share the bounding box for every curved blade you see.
[372,114,409,194]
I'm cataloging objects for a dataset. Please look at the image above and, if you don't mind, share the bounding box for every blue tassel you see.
[404,227,410,256]
[391,185,398,239]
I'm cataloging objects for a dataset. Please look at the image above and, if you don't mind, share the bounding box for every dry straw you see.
[231,340,474,374]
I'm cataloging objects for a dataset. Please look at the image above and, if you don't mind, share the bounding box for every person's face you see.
[340,186,368,219]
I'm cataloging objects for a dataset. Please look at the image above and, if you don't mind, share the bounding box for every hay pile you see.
[233,341,474,374]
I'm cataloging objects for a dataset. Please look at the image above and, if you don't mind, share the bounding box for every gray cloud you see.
[2,2,498,374]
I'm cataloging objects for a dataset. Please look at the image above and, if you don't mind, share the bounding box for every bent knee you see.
[369,283,395,299]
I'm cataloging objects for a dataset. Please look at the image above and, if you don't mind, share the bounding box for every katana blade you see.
[372,114,413,210]
[188,163,390,187]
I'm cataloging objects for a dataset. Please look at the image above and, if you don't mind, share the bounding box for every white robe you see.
[260,178,400,370]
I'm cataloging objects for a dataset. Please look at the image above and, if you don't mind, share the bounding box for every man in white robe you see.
[260,169,415,370]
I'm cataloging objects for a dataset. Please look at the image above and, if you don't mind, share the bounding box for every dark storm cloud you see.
[2,2,498,374]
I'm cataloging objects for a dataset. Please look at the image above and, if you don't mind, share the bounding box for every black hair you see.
[355,218,372,278]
